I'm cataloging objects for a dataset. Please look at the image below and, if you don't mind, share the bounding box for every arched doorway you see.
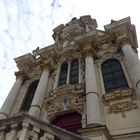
[52,112,82,134]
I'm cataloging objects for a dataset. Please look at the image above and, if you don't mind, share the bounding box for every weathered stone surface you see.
[0,16,140,140]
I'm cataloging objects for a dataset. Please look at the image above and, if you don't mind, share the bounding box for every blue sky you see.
[0,0,140,107]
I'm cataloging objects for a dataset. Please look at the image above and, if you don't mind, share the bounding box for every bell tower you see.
[0,16,140,140]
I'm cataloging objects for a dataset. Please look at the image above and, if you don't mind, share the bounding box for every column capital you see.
[15,71,27,80]
[39,63,51,71]
[81,42,97,58]
[83,48,95,58]
[118,38,131,49]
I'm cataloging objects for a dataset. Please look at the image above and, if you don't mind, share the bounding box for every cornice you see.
[14,53,36,77]
[75,30,98,47]
[104,17,138,50]
[104,17,131,30]
[13,16,138,78]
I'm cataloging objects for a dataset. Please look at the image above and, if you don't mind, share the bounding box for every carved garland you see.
[108,101,137,117]
[102,88,138,117]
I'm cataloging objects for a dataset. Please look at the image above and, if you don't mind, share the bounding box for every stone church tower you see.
[0,15,140,140]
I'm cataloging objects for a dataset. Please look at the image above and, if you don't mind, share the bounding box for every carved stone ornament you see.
[80,57,85,82]
[45,83,85,120]
[53,16,97,54]
[102,88,138,117]
[15,71,27,80]
[53,18,84,54]
[96,43,118,58]
[108,101,137,117]
[39,63,50,71]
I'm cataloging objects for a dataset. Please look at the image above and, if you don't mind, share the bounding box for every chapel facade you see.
[0,15,140,140]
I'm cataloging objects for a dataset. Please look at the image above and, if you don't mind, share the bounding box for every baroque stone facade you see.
[0,15,140,140]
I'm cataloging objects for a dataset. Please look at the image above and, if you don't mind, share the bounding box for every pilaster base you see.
[29,105,40,118]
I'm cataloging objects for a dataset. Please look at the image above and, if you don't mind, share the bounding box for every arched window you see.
[70,59,79,85]
[102,58,128,92]
[20,80,39,111]
[59,62,68,86]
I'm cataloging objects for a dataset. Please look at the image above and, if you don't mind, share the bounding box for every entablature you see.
[14,16,139,78]
[104,17,138,49]
[14,53,36,74]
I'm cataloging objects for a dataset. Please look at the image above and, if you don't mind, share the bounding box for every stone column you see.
[29,64,50,118]
[0,71,24,119]
[66,61,71,84]
[85,52,102,126]
[0,126,6,140]
[31,127,40,140]
[5,124,18,140]
[19,122,29,140]
[53,63,61,89]
[0,133,5,140]
[122,43,140,98]
[40,133,54,140]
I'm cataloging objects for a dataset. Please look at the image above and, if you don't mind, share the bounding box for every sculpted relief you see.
[102,88,138,117]
[52,16,97,54]
[44,83,85,120]
[53,18,84,53]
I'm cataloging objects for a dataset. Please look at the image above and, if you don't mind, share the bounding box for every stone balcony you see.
[0,114,88,140]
